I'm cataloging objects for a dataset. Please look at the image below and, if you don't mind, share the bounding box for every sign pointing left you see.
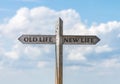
[18,35,56,44]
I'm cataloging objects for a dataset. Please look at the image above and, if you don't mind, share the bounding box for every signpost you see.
[18,18,100,84]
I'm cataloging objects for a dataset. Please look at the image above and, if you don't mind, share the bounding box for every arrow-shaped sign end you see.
[18,35,25,44]
[94,36,100,44]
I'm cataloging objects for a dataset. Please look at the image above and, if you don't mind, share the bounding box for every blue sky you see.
[0,0,120,84]
[1,0,120,24]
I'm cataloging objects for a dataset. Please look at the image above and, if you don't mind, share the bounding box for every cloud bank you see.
[0,6,120,73]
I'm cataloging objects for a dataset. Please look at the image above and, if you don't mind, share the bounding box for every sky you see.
[0,0,120,84]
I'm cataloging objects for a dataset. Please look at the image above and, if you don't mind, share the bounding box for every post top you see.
[58,17,63,23]
[56,17,63,35]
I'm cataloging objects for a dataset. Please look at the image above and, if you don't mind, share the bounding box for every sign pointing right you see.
[63,35,100,45]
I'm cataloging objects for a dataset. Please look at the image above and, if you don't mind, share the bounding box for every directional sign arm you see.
[18,35,56,44]
[62,35,100,45]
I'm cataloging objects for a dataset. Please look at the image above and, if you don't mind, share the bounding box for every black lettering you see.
[86,38,93,43]
[69,38,72,42]
[49,37,53,42]
[81,38,85,42]
[29,37,32,42]
[39,37,42,42]
[45,37,48,42]
[64,38,69,42]
[72,38,79,42]
[43,37,47,42]
[90,38,94,43]
[33,37,38,42]
[85,38,89,43]
[24,37,29,42]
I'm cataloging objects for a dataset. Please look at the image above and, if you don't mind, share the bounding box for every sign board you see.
[18,35,56,44]
[63,35,100,45]
[18,35,100,45]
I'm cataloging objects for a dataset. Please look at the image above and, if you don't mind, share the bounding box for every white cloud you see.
[66,65,80,70]
[89,21,120,34]
[5,51,19,60]
[100,58,120,68]
[24,46,41,58]
[68,52,86,61]
[0,6,120,71]
[95,45,112,53]
[37,61,48,68]
[66,46,93,61]
[0,46,4,56]
[0,61,4,70]
[91,57,120,76]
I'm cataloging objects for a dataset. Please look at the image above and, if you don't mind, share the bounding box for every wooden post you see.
[55,18,63,84]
